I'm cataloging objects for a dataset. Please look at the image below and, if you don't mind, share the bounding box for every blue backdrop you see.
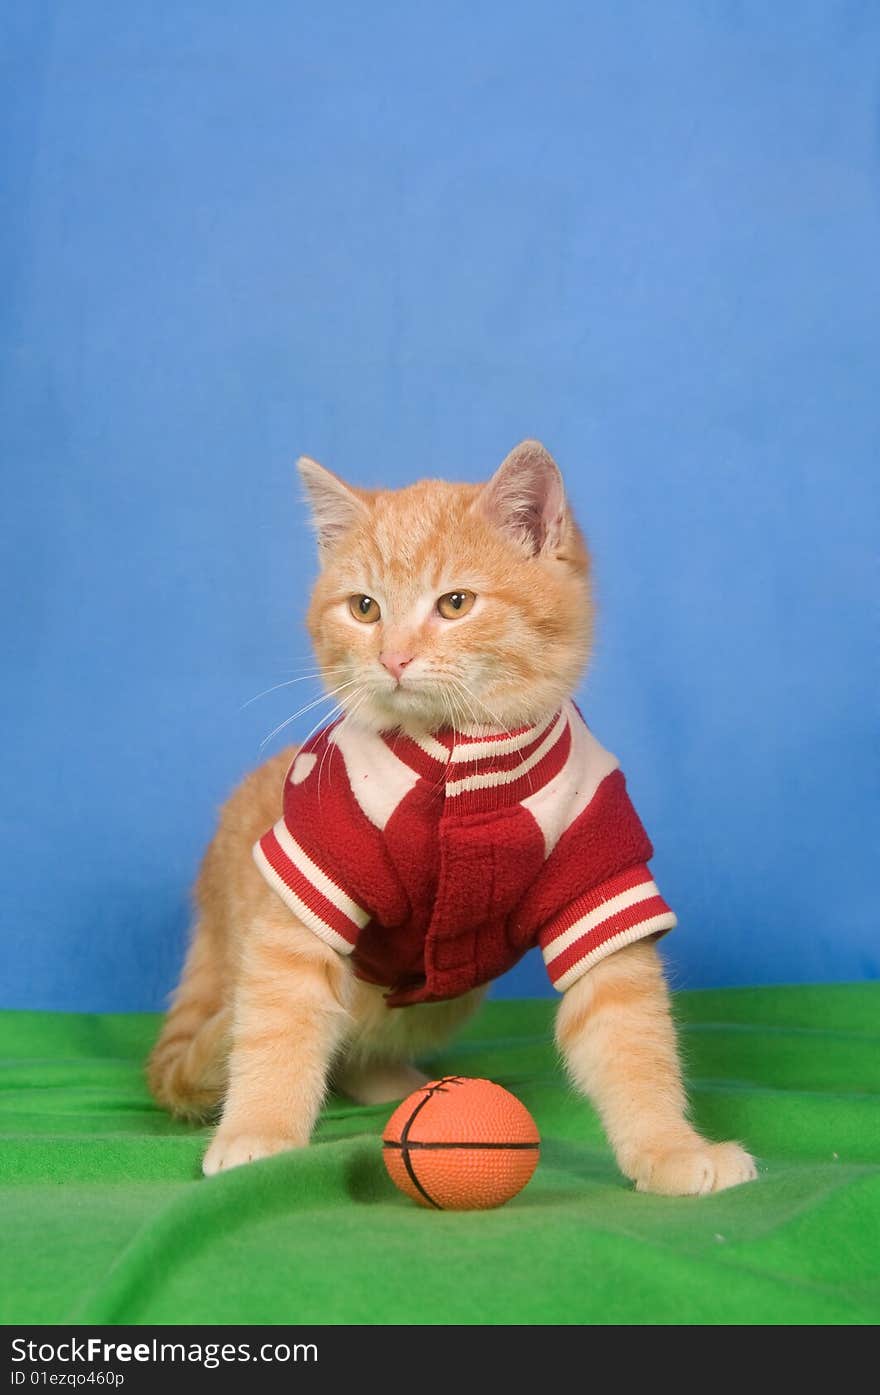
[2,2,877,1011]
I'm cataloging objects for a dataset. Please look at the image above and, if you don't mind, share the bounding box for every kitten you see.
[148,440,756,1195]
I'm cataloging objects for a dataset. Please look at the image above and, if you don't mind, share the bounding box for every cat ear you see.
[297,456,367,557]
[477,440,567,555]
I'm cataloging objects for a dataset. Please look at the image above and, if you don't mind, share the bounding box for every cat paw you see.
[202,1132,301,1176]
[629,1140,757,1197]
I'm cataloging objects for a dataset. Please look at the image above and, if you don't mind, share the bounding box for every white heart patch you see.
[289,752,318,785]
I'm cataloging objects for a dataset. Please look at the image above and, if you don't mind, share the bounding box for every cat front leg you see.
[556,940,756,1195]
[202,911,351,1176]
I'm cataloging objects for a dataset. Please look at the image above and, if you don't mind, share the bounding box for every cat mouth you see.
[362,678,438,714]
[377,679,424,701]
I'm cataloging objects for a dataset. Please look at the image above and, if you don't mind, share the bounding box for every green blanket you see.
[2,985,878,1325]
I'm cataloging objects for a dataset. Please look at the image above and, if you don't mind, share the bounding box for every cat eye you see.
[349,594,381,623]
[436,590,476,620]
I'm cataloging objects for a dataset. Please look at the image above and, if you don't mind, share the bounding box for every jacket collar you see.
[381,707,572,814]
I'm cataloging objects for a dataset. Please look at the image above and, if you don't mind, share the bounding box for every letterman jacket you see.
[253,702,676,1006]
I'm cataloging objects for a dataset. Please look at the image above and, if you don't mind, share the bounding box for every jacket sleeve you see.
[520,766,677,993]
[252,732,404,958]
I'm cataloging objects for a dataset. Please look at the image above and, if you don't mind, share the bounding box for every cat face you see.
[301,441,593,736]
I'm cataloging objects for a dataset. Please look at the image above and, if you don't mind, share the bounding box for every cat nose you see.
[380,652,414,681]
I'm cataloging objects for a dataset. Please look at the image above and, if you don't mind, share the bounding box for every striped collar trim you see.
[382,708,571,811]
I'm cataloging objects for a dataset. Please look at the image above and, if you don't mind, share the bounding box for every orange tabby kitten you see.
[149,440,756,1194]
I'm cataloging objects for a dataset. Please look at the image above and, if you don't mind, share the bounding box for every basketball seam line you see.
[396,1078,465,1209]
[383,1141,540,1151]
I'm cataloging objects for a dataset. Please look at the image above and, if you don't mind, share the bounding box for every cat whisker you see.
[446,683,492,809]
[451,686,486,792]
[451,679,516,740]
[443,680,493,814]
[258,679,360,751]
[439,687,461,786]
[449,678,536,797]
[291,682,367,754]
[468,686,516,741]
[240,671,349,711]
[316,686,368,803]
[265,656,351,674]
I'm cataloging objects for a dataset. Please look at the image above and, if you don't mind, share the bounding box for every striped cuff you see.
[539,864,677,993]
[252,819,369,956]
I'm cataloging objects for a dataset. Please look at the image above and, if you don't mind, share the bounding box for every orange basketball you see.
[382,1076,540,1210]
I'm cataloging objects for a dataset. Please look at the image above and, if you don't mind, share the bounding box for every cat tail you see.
[147,925,230,1121]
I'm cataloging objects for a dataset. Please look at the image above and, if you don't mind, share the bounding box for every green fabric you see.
[2,985,878,1325]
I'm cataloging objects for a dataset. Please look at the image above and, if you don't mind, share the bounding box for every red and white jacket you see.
[253,702,676,1006]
